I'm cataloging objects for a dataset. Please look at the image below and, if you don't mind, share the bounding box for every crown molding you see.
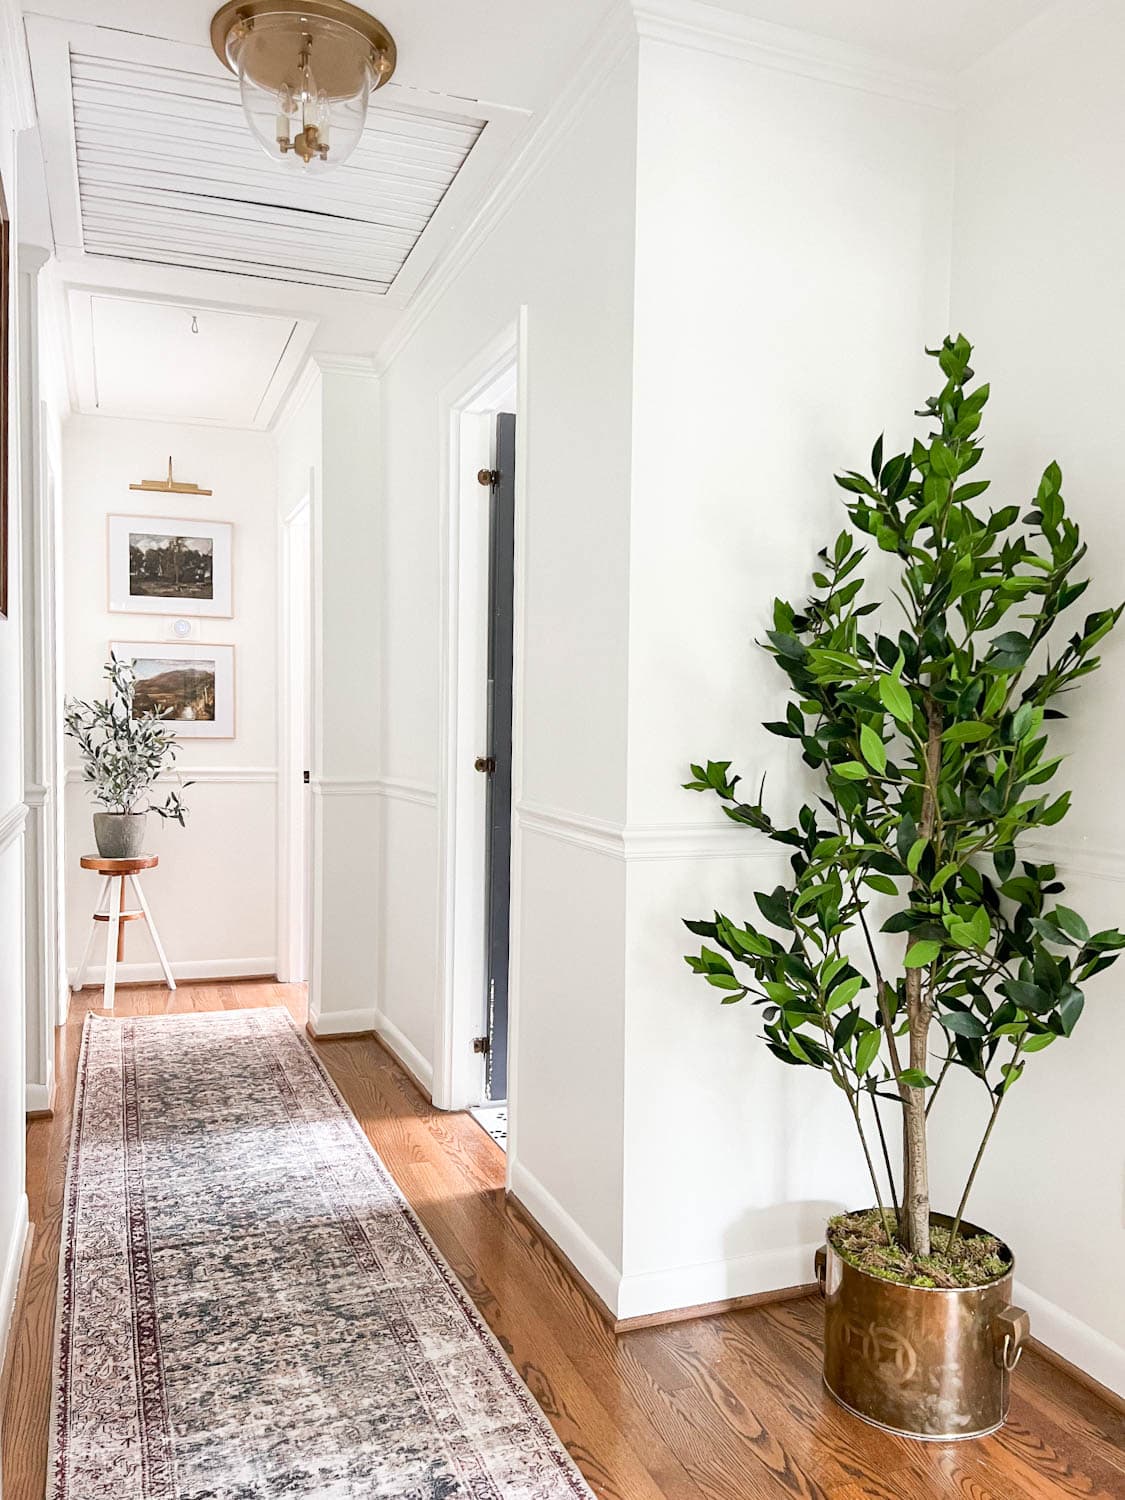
[374,0,638,375]
[0,1,35,131]
[631,0,953,112]
[312,353,379,379]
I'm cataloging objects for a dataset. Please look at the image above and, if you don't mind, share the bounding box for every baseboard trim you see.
[0,1197,32,1414]
[616,1239,823,1322]
[373,1009,434,1098]
[613,1281,816,1333]
[507,1159,623,1318]
[26,1077,55,1118]
[1015,1280,1125,1403]
[304,1006,434,1101]
[506,1189,620,1328]
[70,957,278,988]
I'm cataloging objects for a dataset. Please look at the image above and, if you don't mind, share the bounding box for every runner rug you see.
[49,1008,594,1499]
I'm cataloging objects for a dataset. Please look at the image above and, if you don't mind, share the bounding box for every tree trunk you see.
[901,695,944,1258]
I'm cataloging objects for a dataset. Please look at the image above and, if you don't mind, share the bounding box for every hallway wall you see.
[0,0,34,1376]
[376,31,639,1287]
[61,415,279,983]
[618,22,954,1317]
[933,0,1125,1395]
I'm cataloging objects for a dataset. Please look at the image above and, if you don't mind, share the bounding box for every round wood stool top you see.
[80,855,159,874]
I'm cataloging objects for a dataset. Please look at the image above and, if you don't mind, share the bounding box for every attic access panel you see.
[67,49,487,296]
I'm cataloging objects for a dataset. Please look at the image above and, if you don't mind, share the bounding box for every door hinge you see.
[472,1035,491,1055]
[303,769,310,784]
[477,467,499,487]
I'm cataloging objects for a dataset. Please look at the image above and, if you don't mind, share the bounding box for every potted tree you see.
[683,336,1124,1439]
[65,656,191,859]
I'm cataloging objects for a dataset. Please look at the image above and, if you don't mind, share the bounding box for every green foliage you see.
[683,336,1125,1242]
[64,656,193,825]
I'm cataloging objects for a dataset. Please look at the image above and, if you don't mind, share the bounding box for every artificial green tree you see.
[685,337,1124,1261]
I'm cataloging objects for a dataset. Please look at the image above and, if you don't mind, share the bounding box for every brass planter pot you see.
[815,1214,1029,1440]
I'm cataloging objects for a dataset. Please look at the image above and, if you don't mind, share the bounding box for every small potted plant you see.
[683,336,1125,1439]
[65,656,192,859]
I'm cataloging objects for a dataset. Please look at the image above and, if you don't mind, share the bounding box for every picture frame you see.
[0,171,9,620]
[111,640,236,739]
[108,514,233,617]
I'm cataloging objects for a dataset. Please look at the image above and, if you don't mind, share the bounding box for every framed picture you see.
[108,514,233,617]
[0,171,9,619]
[111,641,235,739]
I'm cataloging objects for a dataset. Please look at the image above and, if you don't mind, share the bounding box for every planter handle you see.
[814,1244,827,1298]
[994,1305,1030,1371]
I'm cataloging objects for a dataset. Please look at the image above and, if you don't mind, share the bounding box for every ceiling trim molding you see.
[374,0,638,375]
[0,2,35,130]
[312,353,379,379]
[631,0,954,112]
[272,354,322,432]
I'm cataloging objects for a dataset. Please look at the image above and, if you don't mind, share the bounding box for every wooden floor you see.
[4,981,1123,1500]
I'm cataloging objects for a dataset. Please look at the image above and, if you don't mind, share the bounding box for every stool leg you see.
[73,876,111,992]
[103,875,122,1011]
[130,873,176,992]
[116,875,128,963]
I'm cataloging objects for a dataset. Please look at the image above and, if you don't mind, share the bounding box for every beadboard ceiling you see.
[69,50,487,296]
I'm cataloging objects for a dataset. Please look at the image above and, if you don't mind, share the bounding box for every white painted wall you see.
[274,361,385,1043]
[617,26,955,1318]
[61,415,279,982]
[0,0,35,1375]
[376,32,640,1283]
[931,0,1125,1395]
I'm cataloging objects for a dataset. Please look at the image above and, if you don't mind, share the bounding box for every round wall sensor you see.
[172,619,193,638]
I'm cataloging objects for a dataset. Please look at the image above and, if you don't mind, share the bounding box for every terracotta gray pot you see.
[93,812,148,859]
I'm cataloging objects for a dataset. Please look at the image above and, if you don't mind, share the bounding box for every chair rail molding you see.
[0,802,29,855]
[515,800,774,862]
[65,766,279,786]
[311,776,437,807]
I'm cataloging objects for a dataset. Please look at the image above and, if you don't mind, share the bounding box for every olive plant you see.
[684,337,1124,1257]
[65,656,191,824]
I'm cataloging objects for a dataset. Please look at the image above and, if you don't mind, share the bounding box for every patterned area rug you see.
[49,1009,595,1499]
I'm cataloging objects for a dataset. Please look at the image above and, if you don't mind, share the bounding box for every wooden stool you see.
[74,855,176,1010]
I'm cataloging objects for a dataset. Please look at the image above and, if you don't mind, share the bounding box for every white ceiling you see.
[20,0,1059,428]
[71,292,315,427]
[713,0,1059,71]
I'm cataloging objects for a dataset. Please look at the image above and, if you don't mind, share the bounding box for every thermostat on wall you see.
[169,618,196,639]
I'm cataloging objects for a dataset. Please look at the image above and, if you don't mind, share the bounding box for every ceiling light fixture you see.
[210,0,396,171]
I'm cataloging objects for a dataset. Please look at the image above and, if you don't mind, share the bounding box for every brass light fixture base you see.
[210,0,397,94]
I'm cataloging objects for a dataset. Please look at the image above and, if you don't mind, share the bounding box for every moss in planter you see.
[827,1209,1011,1290]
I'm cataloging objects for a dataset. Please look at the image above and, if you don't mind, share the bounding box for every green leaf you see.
[906,837,928,875]
[937,1010,987,1038]
[1021,1032,1056,1053]
[943,721,993,744]
[878,674,914,725]
[864,874,899,896]
[859,724,887,775]
[931,863,958,892]
[826,975,863,1011]
[905,939,941,968]
[1053,905,1090,945]
[1057,988,1085,1036]
[854,1030,881,1077]
[834,761,868,780]
[898,1068,934,1089]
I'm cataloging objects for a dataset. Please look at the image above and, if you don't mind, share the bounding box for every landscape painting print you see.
[112,641,235,738]
[108,514,232,617]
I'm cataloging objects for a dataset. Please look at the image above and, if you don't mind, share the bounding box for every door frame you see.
[433,314,527,1124]
[277,488,314,984]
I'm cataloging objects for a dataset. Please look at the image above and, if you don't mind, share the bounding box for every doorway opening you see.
[434,322,523,1159]
[278,493,313,984]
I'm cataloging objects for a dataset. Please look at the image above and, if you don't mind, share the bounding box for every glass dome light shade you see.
[211,2,395,172]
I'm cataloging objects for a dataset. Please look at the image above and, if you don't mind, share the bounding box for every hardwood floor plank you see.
[4,980,1121,1500]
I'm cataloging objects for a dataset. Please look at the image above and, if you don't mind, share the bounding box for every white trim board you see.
[0,1196,31,1380]
[508,1158,623,1316]
[308,1004,435,1098]
[1016,1281,1125,1401]
[311,777,437,807]
[65,766,278,786]
[0,802,29,855]
[516,801,774,862]
[70,956,277,987]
